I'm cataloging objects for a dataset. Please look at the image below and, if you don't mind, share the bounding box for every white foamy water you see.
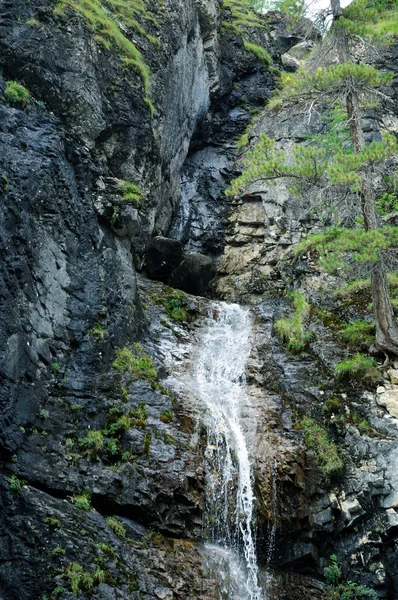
[192,303,262,600]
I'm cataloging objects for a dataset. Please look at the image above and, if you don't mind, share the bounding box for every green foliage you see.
[112,344,158,383]
[339,320,374,349]
[44,516,62,530]
[3,81,31,107]
[143,432,151,457]
[325,555,342,586]
[325,554,378,599]
[275,291,312,352]
[338,0,398,42]
[79,430,104,456]
[89,322,107,341]
[10,475,26,493]
[120,181,142,207]
[334,353,378,381]
[26,17,41,27]
[107,516,126,538]
[269,62,392,110]
[222,0,266,35]
[298,417,343,474]
[227,129,397,197]
[72,492,92,511]
[51,361,61,373]
[166,296,188,323]
[63,562,105,595]
[294,226,398,271]
[106,414,132,435]
[243,40,271,66]
[55,0,158,107]
[376,192,398,215]
[129,402,148,426]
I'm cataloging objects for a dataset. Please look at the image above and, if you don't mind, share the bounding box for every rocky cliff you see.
[1,0,398,599]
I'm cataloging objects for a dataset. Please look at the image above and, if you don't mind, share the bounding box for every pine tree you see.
[229,0,398,355]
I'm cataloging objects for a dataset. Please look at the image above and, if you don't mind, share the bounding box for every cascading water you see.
[191,303,263,600]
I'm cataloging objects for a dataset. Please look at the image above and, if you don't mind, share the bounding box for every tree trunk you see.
[345,87,398,354]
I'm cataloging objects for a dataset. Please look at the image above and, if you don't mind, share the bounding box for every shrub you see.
[107,516,126,539]
[3,81,31,107]
[334,353,378,381]
[298,417,343,474]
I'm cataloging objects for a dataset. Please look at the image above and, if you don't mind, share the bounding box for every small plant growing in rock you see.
[275,291,313,353]
[160,410,173,423]
[10,475,26,493]
[107,516,126,539]
[143,433,151,457]
[44,515,62,530]
[298,417,343,475]
[72,492,92,511]
[63,562,105,595]
[334,354,378,382]
[339,320,375,350]
[324,554,378,598]
[79,430,104,456]
[89,323,107,341]
[51,361,61,373]
[120,181,143,207]
[3,80,31,107]
[129,402,148,427]
[112,344,158,384]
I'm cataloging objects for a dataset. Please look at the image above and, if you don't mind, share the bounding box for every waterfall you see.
[192,303,262,600]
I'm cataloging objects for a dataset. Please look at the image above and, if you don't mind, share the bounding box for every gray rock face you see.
[169,253,216,296]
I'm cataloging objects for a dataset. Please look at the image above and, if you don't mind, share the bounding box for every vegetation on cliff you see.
[228,0,398,355]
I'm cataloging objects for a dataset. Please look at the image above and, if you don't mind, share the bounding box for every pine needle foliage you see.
[269,63,392,110]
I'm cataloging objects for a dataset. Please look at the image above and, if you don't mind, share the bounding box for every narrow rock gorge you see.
[1,1,398,599]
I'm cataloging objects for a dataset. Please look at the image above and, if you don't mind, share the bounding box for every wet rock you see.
[169,253,216,296]
[145,237,184,281]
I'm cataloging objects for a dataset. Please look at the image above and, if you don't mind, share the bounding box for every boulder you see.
[169,253,216,296]
[145,237,184,281]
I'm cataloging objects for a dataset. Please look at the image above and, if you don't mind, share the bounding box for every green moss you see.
[298,416,343,475]
[112,344,158,383]
[334,353,378,381]
[243,40,271,66]
[56,0,158,107]
[3,81,31,107]
[107,516,126,539]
